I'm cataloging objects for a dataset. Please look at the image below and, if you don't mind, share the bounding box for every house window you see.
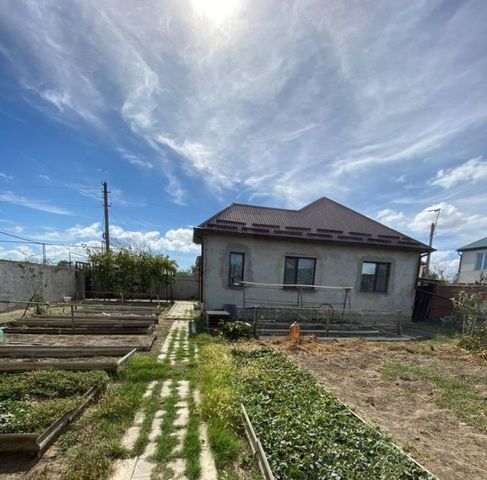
[283,257,316,286]
[474,252,487,271]
[228,252,245,286]
[360,261,390,293]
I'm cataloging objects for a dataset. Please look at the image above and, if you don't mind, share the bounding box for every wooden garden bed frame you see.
[0,349,136,373]
[0,345,137,358]
[2,325,153,335]
[0,382,105,456]
[10,318,155,326]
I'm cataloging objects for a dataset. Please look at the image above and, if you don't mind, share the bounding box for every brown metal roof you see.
[193,197,432,252]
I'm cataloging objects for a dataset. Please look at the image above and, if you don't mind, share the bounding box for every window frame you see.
[228,251,245,287]
[360,261,390,293]
[474,252,487,271]
[282,256,316,287]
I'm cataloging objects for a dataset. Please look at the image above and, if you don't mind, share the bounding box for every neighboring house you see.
[457,237,487,283]
[193,197,432,323]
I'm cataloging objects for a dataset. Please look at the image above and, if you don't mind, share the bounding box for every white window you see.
[474,252,487,271]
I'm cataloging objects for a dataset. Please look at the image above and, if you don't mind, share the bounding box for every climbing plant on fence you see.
[87,249,178,296]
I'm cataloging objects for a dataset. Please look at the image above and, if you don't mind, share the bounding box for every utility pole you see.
[42,243,47,264]
[424,208,441,277]
[102,181,111,253]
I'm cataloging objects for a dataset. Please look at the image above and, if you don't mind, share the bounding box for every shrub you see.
[218,320,253,340]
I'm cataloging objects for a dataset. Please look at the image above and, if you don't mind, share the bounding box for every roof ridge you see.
[231,202,298,213]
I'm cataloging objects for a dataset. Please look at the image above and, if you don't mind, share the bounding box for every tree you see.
[86,248,177,297]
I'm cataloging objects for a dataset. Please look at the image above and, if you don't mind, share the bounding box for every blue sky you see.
[0,0,486,275]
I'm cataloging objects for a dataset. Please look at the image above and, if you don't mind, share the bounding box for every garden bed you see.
[0,349,136,373]
[3,333,157,350]
[232,347,434,479]
[0,369,107,455]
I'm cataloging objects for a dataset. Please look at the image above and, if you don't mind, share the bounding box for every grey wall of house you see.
[458,249,486,283]
[169,275,199,300]
[201,233,420,321]
[0,259,79,311]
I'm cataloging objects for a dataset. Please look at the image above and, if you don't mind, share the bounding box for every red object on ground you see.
[289,322,300,342]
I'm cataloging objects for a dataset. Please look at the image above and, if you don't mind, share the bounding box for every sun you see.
[192,0,240,24]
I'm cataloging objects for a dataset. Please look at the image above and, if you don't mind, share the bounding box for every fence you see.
[0,259,81,312]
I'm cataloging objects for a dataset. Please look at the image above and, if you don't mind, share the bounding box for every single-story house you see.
[457,237,487,283]
[193,197,432,325]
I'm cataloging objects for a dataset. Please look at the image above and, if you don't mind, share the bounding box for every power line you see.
[0,230,105,250]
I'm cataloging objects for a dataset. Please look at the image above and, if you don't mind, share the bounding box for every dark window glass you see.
[360,261,390,292]
[475,253,484,271]
[284,257,297,284]
[228,252,245,286]
[284,257,316,286]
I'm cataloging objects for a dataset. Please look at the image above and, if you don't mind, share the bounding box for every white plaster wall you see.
[458,249,487,283]
[170,275,199,300]
[201,234,420,319]
[0,260,77,311]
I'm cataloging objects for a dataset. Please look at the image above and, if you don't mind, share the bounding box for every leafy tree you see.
[87,248,177,297]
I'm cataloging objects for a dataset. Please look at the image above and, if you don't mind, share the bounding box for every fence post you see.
[70,304,75,331]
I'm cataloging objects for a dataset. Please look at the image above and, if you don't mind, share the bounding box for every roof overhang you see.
[194,228,434,253]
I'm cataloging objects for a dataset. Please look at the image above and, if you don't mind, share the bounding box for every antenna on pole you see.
[424,208,441,277]
[102,181,111,253]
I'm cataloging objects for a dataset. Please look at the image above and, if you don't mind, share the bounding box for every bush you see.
[458,328,487,352]
[218,320,253,340]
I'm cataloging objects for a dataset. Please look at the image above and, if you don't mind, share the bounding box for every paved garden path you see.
[110,301,216,480]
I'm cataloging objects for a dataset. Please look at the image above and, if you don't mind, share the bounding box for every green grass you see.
[21,318,258,480]
[382,361,486,430]
[154,382,179,467]
[45,351,172,480]
[183,393,201,479]
[197,335,260,479]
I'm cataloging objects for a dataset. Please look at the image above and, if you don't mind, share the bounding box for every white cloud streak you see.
[0,191,71,215]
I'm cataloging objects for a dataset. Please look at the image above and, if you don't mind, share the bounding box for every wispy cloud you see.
[0,191,71,215]
[1,0,484,208]
[430,156,487,189]
[0,173,13,180]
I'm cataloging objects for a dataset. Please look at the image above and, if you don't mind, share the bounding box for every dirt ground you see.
[3,333,155,349]
[271,337,487,480]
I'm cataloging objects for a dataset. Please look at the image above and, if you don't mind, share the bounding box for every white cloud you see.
[430,156,487,189]
[409,202,487,235]
[111,225,199,253]
[0,173,13,180]
[430,250,460,280]
[375,208,406,227]
[0,191,71,215]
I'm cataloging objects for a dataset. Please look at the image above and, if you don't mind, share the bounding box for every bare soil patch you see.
[3,333,155,348]
[270,337,487,480]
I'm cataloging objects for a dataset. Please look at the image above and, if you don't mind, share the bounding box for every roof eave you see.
[196,228,433,253]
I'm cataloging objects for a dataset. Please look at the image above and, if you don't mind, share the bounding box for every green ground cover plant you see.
[198,336,260,480]
[0,370,108,434]
[383,361,486,430]
[233,348,434,480]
